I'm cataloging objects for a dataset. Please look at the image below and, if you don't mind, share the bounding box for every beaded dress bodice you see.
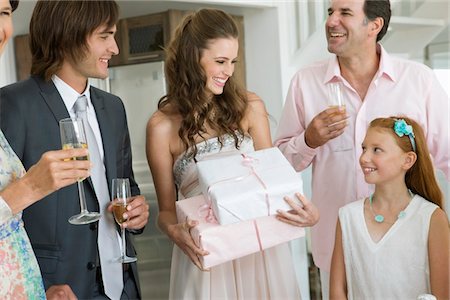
[173,133,254,199]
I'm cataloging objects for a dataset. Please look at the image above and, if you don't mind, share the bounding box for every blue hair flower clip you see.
[394,119,416,152]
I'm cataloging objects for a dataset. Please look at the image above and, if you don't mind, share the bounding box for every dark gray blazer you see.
[0,75,142,299]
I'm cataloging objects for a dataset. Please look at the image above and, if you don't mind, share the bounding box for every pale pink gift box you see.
[197,147,304,225]
[175,195,305,269]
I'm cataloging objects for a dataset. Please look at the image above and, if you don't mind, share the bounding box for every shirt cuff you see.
[295,132,318,162]
[0,195,13,225]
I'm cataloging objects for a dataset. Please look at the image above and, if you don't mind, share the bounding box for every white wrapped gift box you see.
[197,147,303,225]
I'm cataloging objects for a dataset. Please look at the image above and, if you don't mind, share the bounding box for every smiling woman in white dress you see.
[146,8,319,300]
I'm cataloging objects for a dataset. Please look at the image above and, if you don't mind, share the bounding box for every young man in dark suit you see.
[0,1,149,299]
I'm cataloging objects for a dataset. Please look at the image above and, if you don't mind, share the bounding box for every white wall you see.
[243,7,284,134]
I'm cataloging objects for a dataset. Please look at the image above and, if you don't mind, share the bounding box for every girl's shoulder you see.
[148,102,181,124]
[246,91,265,107]
[338,198,365,221]
[340,198,365,211]
[147,106,181,141]
[245,91,267,116]
[246,91,261,102]
[242,91,272,147]
[414,194,439,210]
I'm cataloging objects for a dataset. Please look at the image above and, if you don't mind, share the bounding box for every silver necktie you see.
[73,95,123,299]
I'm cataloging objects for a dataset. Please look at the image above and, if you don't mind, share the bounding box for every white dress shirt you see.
[52,75,105,161]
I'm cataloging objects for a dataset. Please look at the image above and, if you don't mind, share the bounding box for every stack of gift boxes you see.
[175,147,306,269]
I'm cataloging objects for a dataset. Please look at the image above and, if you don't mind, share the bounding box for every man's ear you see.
[370,17,384,37]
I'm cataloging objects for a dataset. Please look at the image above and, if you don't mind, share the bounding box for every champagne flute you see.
[327,82,347,150]
[60,118,101,225]
[327,81,345,111]
[111,178,137,263]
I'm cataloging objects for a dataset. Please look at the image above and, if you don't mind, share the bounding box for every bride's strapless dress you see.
[169,133,301,299]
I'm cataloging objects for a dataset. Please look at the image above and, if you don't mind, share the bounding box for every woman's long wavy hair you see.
[369,117,444,209]
[159,8,248,158]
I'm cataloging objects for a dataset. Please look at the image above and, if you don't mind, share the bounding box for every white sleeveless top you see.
[339,195,438,299]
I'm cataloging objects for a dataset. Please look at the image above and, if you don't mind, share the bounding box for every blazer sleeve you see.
[0,88,27,160]
[118,99,144,235]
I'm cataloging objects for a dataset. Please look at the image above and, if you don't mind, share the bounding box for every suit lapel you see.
[35,76,71,123]
[90,87,117,194]
[35,77,100,191]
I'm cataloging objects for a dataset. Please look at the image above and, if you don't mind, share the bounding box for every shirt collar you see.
[51,75,92,113]
[324,55,342,84]
[376,43,396,83]
[323,43,396,85]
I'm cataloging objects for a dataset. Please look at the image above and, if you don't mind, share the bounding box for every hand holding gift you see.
[276,193,320,227]
[176,195,306,269]
[169,217,210,270]
[174,147,315,269]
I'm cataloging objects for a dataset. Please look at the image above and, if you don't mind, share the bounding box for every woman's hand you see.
[1,148,90,215]
[22,148,91,199]
[168,218,209,270]
[276,193,319,227]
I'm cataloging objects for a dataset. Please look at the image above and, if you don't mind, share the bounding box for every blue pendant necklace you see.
[369,190,413,223]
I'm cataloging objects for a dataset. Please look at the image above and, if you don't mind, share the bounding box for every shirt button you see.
[86,262,96,270]
[89,223,98,231]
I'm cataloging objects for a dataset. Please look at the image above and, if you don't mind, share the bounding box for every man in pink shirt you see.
[274,0,449,298]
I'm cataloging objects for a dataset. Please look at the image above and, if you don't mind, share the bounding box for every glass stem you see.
[77,181,88,213]
[121,227,127,259]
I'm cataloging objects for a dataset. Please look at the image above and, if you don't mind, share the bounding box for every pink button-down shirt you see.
[274,44,450,272]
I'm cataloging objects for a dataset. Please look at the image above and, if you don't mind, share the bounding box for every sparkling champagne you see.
[60,117,100,225]
[62,142,89,161]
[63,142,89,181]
[112,203,128,224]
[328,104,346,118]
[328,104,346,109]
